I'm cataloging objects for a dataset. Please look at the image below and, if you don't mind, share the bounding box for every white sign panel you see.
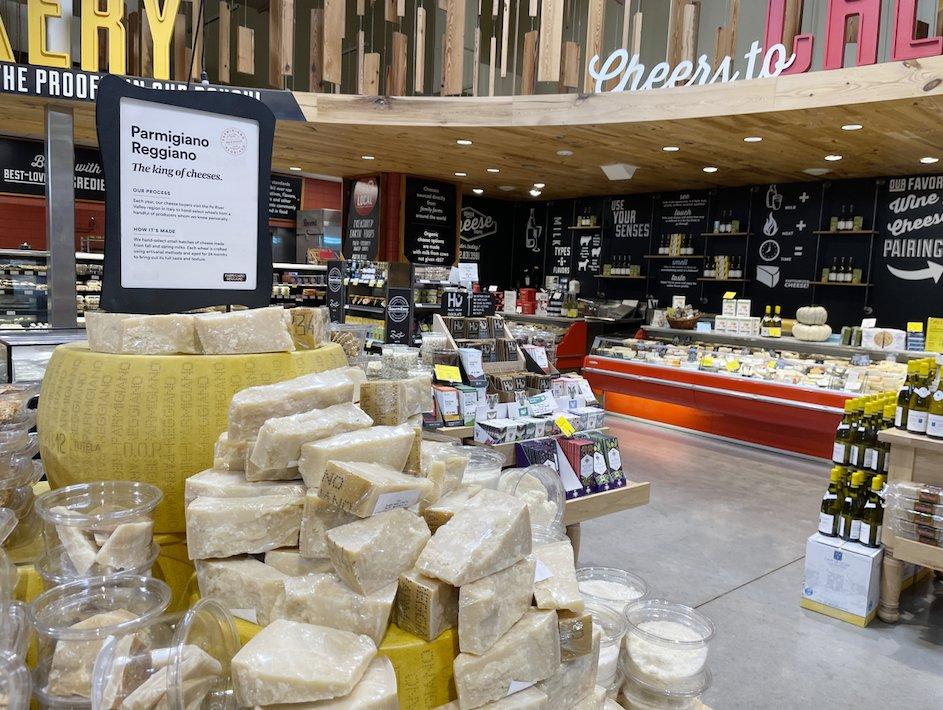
[118,97,260,290]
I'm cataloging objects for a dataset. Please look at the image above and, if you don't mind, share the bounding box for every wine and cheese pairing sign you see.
[460,196,514,287]
[651,191,709,305]
[97,75,275,313]
[342,176,381,260]
[402,178,458,266]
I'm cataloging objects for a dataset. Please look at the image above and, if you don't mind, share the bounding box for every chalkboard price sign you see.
[343,177,381,260]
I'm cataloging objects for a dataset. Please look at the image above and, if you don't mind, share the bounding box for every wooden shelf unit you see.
[701,232,751,237]
[812,230,877,235]
[644,254,706,259]
[568,225,602,230]
[697,277,749,282]
[811,281,872,287]
[596,274,646,280]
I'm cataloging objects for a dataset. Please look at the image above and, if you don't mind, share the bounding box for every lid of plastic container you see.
[35,481,163,527]
[576,566,650,606]
[497,465,566,531]
[623,599,716,646]
[0,602,30,660]
[455,446,504,470]
[621,663,713,699]
[0,651,31,710]
[167,599,240,709]
[582,598,627,644]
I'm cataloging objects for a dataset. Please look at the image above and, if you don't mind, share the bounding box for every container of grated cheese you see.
[35,481,162,581]
[497,465,566,533]
[90,598,240,710]
[618,661,712,709]
[454,447,504,490]
[583,599,627,696]
[622,600,714,687]
[0,652,31,710]
[577,566,650,614]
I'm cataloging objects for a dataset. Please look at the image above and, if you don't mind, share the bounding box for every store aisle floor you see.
[580,416,943,710]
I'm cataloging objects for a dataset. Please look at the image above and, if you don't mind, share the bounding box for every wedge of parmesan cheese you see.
[300,494,358,559]
[264,548,334,576]
[119,314,200,355]
[421,485,482,533]
[459,556,536,655]
[94,520,153,570]
[532,541,584,613]
[317,461,434,518]
[298,424,416,489]
[213,432,248,472]
[433,687,549,709]
[195,557,288,626]
[84,312,132,353]
[250,656,398,709]
[358,375,432,425]
[186,495,302,560]
[194,307,295,355]
[536,627,600,710]
[184,469,305,506]
[393,567,458,642]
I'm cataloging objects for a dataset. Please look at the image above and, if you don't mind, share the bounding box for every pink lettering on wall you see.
[823,0,882,70]
[892,0,943,61]
[764,0,814,75]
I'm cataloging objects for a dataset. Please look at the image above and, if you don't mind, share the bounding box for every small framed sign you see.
[96,75,276,313]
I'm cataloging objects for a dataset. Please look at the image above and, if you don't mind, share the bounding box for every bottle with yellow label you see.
[760,306,772,337]
[839,471,866,541]
[818,467,844,537]
[878,404,896,473]
[928,387,943,439]
[770,305,783,338]
[832,400,856,465]
[907,361,932,434]
[858,475,885,548]
[896,361,917,429]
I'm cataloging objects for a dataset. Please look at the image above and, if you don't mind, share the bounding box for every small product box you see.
[454,385,479,426]
[800,533,883,627]
[736,299,752,317]
[736,317,753,336]
[518,439,558,469]
[555,437,598,498]
[432,385,462,428]
[458,348,487,389]
[721,299,737,317]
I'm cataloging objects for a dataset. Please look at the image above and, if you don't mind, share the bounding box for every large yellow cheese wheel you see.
[37,342,349,533]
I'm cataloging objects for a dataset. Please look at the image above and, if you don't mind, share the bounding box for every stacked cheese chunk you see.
[85,306,329,355]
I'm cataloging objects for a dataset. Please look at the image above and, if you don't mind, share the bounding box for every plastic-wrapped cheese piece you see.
[119,314,200,355]
[558,610,594,661]
[532,540,584,613]
[231,619,377,706]
[326,509,431,595]
[227,366,366,443]
[250,656,398,710]
[84,312,132,353]
[300,494,358,559]
[287,306,330,350]
[570,685,607,710]
[213,433,248,472]
[394,567,459,641]
[317,461,434,517]
[422,484,481,533]
[186,495,302,559]
[602,699,621,710]
[94,520,153,570]
[459,555,536,655]
[434,687,550,709]
[264,548,334,576]
[45,609,139,698]
[118,645,223,710]
[194,306,295,355]
[419,460,447,511]
[536,627,600,710]
[453,609,561,709]
[272,573,397,645]
[184,469,305,506]
[248,403,374,474]
[359,374,432,425]
[298,424,416,489]
[416,489,532,586]
[245,460,300,483]
[420,442,470,494]
[195,557,288,626]
[50,505,99,575]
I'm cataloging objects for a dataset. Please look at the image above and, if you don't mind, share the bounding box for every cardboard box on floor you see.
[801,533,883,627]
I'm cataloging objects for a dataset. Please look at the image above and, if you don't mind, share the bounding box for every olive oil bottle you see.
[839,471,866,541]
[906,361,932,434]
[760,306,772,337]
[858,475,885,548]
[819,467,844,537]
[832,400,856,465]
[896,361,917,429]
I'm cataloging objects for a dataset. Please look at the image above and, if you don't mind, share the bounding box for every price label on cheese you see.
[373,490,422,514]
[723,291,737,300]
[725,360,740,372]
[907,321,925,333]
[434,364,463,383]
[534,560,553,582]
[555,415,576,437]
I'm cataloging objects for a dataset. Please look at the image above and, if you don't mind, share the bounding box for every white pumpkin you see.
[796,306,828,325]
[792,323,832,342]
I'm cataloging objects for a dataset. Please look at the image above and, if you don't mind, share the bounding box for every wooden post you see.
[142,9,153,76]
[218,1,230,84]
[236,26,254,75]
[680,1,699,64]
[268,0,284,86]
[391,31,407,95]
[521,29,537,94]
[488,35,497,95]
[784,0,803,49]
[561,40,578,88]
[323,0,344,85]
[357,29,365,94]
[415,6,426,93]
[190,0,203,80]
[363,52,380,94]
[583,0,603,92]
[631,11,643,55]
[310,8,324,91]
[500,0,510,77]
[127,11,140,76]
[472,0,481,96]
[442,0,465,95]
[537,0,563,83]
[666,0,686,66]
[173,13,186,80]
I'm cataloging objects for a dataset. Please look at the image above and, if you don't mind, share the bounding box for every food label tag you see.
[506,680,537,696]
[231,608,258,624]
[722,291,737,300]
[528,393,556,416]
[373,490,422,514]
[534,560,553,583]
[555,416,576,437]
[434,364,463,383]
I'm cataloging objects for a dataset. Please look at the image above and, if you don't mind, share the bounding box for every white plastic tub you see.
[577,566,650,614]
[622,600,715,686]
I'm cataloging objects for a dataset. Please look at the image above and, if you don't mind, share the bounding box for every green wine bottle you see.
[840,471,866,541]
[818,467,844,537]
[858,475,885,548]
[832,400,856,465]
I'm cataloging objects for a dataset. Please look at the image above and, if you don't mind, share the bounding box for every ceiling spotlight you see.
[803,167,831,176]
[454,172,467,177]
[842,124,863,131]
[920,156,940,164]
[743,136,763,143]
[703,166,718,173]
[487,168,500,173]
[533,182,545,189]
[289,166,302,171]
[529,189,542,197]
[556,149,573,157]
[472,188,484,195]
[663,146,680,152]
[456,139,473,146]
[825,154,843,161]
[498,185,515,191]
[361,155,375,160]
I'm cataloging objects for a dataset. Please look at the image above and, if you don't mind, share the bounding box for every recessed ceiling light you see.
[556,149,573,157]
[703,166,718,173]
[663,146,680,152]
[743,136,763,143]
[529,189,542,197]
[289,166,302,171]
[361,155,375,160]
[498,185,515,191]
[472,188,484,195]
[454,172,467,177]
[456,139,473,146]
[533,182,545,189]
[920,156,940,164]
[804,167,831,176]
[487,168,500,173]
[825,154,843,161]
[842,124,863,131]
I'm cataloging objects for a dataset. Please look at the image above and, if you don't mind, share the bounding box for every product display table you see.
[877,428,943,623]
[0,328,88,382]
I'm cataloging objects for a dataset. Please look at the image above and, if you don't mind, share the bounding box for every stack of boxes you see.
[715,297,760,336]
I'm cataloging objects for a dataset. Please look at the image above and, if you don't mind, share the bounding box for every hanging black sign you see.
[460,197,513,286]
[0,137,105,201]
[469,292,496,317]
[326,259,346,323]
[343,176,381,260]
[652,191,709,305]
[402,178,458,266]
[269,174,302,220]
[440,289,467,317]
[512,203,547,287]
[545,202,574,279]
[384,287,414,345]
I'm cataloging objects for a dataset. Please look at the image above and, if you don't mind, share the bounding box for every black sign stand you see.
[326,259,346,323]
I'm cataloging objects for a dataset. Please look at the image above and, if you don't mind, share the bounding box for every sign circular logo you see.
[388,295,410,323]
[220,127,248,156]
[328,267,343,289]
[353,178,379,217]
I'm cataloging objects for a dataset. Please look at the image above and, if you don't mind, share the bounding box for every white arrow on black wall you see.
[887,261,943,283]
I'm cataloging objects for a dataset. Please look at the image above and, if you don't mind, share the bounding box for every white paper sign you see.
[119,97,260,290]
[373,490,422,514]
[534,559,553,583]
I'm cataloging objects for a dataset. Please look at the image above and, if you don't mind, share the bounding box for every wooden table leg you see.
[879,549,904,624]
[567,523,581,560]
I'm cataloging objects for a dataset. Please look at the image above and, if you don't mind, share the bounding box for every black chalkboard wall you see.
[499,174,943,329]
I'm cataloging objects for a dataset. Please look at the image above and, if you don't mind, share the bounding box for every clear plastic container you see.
[0,435,39,483]
[583,599,627,695]
[419,332,449,366]
[497,465,566,532]
[90,598,240,710]
[330,324,371,360]
[531,525,568,546]
[0,602,31,660]
[3,476,43,553]
[577,567,650,614]
[618,662,712,710]
[0,381,40,420]
[37,542,160,590]
[622,600,715,687]
[35,482,163,580]
[29,575,172,706]
[455,447,504,490]
[0,652,31,710]
[893,518,943,547]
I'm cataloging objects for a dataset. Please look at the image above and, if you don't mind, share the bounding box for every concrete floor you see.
[580,416,943,710]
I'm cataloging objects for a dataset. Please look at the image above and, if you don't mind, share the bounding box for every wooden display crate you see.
[431,313,526,375]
